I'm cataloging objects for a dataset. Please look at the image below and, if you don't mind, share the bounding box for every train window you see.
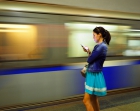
[65,22,130,57]
[0,24,47,61]
[123,35,140,56]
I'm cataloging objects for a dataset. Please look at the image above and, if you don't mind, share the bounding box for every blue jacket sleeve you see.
[87,45,104,64]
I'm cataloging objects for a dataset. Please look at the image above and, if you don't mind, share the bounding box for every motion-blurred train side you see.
[0,1,140,108]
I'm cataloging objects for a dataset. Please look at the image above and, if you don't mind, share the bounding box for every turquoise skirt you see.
[85,71,107,96]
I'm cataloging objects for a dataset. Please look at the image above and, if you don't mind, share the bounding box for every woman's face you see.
[93,32,101,43]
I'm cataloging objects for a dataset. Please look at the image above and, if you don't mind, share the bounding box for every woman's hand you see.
[82,46,88,52]
[82,46,91,55]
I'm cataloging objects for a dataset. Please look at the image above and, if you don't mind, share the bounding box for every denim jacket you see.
[87,42,107,72]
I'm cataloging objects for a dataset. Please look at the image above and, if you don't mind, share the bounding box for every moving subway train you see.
[0,1,140,109]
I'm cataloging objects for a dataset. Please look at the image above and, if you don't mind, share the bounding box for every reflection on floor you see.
[25,90,140,111]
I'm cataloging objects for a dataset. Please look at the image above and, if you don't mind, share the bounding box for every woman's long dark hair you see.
[93,27,111,45]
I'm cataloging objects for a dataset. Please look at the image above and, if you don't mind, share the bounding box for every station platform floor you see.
[24,90,140,111]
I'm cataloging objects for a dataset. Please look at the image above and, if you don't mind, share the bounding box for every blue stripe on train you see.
[0,60,140,75]
[0,66,66,75]
[0,65,80,75]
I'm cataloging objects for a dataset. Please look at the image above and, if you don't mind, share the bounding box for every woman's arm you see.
[87,45,106,64]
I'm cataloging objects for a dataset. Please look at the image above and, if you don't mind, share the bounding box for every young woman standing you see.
[82,27,111,111]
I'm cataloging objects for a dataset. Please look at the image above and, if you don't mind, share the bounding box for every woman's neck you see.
[98,38,103,44]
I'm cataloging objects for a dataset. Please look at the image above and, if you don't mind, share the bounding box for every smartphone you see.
[81,44,84,47]
[81,44,88,51]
